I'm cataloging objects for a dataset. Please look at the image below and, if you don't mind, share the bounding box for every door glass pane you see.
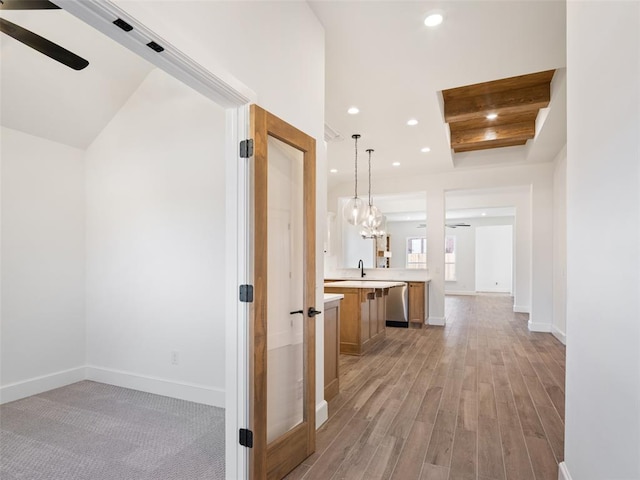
[266,135,305,444]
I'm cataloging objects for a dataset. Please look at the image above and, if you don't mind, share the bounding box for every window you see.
[445,235,456,281]
[406,237,426,269]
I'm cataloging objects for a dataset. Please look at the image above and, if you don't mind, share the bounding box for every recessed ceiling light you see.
[407,119,419,126]
[486,113,498,120]
[424,13,443,27]
[481,212,487,216]
[347,106,359,115]
[484,130,497,141]
[421,147,431,153]
[392,162,401,167]
[330,168,338,173]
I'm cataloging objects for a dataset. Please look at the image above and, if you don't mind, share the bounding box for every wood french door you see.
[249,104,317,480]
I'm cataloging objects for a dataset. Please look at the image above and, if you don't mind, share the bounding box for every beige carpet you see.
[0,381,225,480]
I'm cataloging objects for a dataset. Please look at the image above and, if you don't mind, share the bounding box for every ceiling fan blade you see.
[445,223,471,228]
[0,18,88,70]
[0,0,60,10]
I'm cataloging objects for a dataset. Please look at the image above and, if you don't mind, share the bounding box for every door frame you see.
[250,104,317,479]
[55,2,256,479]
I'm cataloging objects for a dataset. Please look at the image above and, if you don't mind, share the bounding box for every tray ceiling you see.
[443,70,555,153]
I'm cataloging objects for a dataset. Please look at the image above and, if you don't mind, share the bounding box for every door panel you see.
[266,136,304,444]
[250,104,316,480]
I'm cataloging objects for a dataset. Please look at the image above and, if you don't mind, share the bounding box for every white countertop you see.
[323,293,344,303]
[324,280,406,289]
[325,268,430,282]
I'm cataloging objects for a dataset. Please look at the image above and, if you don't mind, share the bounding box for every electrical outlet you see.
[171,351,179,365]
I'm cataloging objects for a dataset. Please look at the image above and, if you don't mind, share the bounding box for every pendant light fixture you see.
[342,134,367,226]
[361,148,383,229]
[361,215,387,239]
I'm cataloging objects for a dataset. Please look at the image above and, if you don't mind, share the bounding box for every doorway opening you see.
[0,2,253,479]
[444,186,531,320]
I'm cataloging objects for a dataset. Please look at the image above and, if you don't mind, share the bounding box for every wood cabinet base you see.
[323,298,341,401]
[325,286,388,356]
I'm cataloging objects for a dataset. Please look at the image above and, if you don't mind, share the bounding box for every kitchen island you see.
[324,280,405,355]
[326,270,431,326]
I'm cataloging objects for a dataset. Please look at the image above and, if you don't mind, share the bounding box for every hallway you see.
[287,295,565,480]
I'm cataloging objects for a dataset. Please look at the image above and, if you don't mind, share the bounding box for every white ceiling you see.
[310,1,567,187]
[0,8,153,150]
[1,2,566,169]
[446,206,515,220]
[369,192,516,222]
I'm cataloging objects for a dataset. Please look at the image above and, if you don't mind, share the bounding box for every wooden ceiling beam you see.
[448,111,538,134]
[454,139,527,153]
[444,83,550,123]
[450,120,535,149]
[442,70,555,100]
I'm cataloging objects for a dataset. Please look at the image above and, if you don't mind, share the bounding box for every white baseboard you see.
[445,291,476,296]
[528,321,552,333]
[316,400,328,428]
[428,316,446,326]
[0,367,86,405]
[558,462,572,480]
[552,326,567,345]
[513,305,530,313]
[86,366,225,407]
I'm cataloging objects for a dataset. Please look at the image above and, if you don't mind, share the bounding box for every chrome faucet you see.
[358,259,366,278]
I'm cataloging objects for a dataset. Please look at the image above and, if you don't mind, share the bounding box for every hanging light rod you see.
[361,148,385,238]
[342,134,367,226]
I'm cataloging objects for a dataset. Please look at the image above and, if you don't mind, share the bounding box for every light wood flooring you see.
[286,295,566,480]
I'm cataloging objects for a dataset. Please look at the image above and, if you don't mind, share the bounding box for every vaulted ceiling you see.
[0,6,153,150]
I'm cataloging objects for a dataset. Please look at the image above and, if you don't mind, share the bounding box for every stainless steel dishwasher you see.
[386,283,408,328]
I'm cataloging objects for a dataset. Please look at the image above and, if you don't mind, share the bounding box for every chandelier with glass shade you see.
[342,134,386,238]
[360,148,384,237]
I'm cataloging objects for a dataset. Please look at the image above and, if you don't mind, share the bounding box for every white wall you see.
[564,3,640,480]
[84,69,227,406]
[426,187,446,325]
[342,221,375,268]
[531,176,554,332]
[444,216,515,295]
[0,127,86,403]
[446,223,476,294]
[552,146,566,344]
[387,221,426,269]
[475,225,513,293]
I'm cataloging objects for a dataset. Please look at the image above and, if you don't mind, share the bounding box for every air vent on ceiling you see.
[324,123,344,142]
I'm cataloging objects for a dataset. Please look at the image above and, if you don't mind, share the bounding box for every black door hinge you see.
[239,428,253,448]
[240,139,254,158]
[239,284,254,303]
[113,18,133,32]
